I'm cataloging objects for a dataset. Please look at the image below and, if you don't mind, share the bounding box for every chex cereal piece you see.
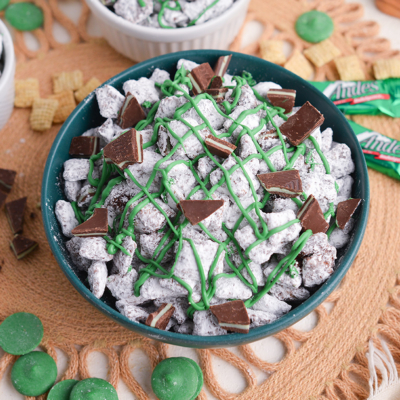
[0,168,17,193]
[134,199,176,234]
[297,194,329,234]
[205,135,236,158]
[117,93,146,129]
[66,237,91,271]
[284,51,313,80]
[337,175,354,199]
[193,310,227,336]
[5,197,27,234]
[123,78,160,106]
[179,200,224,226]
[267,89,296,114]
[326,143,355,179]
[336,198,361,229]
[260,40,286,65]
[257,170,303,198]
[74,77,101,103]
[49,90,76,124]
[69,136,99,158]
[0,191,7,209]
[10,235,38,260]
[114,0,153,24]
[247,309,278,328]
[139,232,174,262]
[215,276,253,300]
[104,129,143,168]
[210,300,250,334]
[88,261,108,298]
[71,208,108,237]
[373,58,400,80]
[14,79,40,108]
[96,85,125,119]
[321,127,333,153]
[146,303,175,330]
[55,200,79,238]
[150,68,171,86]
[328,227,350,249]
[263,257,302,288]
[77,185,96,208]
[334,55,365,81]
[79,237,113,262]
[30,98,59,131]
[52,70,83,93]
[270,284,310,302]
[304,39,341,68]
[116,301,149,323]
[107,269,138,300]
[98,118,124,145]
[112,236,137,275]
[63,159,90,181]
[188,63,214,95]
[252,293,291,317]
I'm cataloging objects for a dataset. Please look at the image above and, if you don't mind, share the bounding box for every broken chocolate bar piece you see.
[179,199,224,226]
[210,300,250,334]
[209,76,223,89]
[297,194,329,234]
[71,208,108,237]
[188,63,215,96]
[267,89,296,114]
[10,235,38,260]
[145,303,175,330]
[0,191,7,209]
[69,136,99,158]
[205,135,236,158]
[117,92,146,129]
[5,197,27,234]
[103,128,143,168]
[277,101,325,146]
[0,168,17,193]
[257,170,302,198]
[205,88,228,103]
[214,54,232,77]
[336,198,361,229]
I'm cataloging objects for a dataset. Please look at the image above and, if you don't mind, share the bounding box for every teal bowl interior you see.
[42,50,370,348]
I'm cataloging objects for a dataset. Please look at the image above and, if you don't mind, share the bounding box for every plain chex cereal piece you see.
[49,90,76,123]
[74,77,102,103]
[14,79,40,108]
[334,55,365,81]
[260,40,286,65]
[52,70,84,93]
[30,98,59,131]
[303,39,341,68]
[373,58,400,80]
[284,51,313,80]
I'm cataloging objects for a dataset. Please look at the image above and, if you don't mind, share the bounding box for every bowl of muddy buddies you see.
[42,50,369,348]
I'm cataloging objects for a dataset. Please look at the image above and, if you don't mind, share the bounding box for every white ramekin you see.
[0,20,15,131]
[85,0,251,62]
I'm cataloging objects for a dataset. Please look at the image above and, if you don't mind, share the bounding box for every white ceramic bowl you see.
[0,20,15,131]
[85,0,251,62]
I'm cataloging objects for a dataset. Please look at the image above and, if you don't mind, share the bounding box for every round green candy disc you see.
[295,10,334,43]
[47,379,78,400]
[151,357,203,400]
[69,378,118,400]
[5,3,44,31]
[0,0,10,11]
[0,312,44,355]
[11,351,57,396]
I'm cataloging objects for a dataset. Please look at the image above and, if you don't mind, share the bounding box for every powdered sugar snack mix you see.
[55,55,362,336]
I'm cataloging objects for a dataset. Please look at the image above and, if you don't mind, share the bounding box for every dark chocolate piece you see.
[5,197,27,234]
[205,135,237,158]
[214,54,232,77]
[257,170,302,198]
[205,87,228,103]
[10,235,38,260]
[336,198,361,229]
[0,168,17,193]
[71,208,108,237]
[145,303,175,330]
[210,300,250,334]
[117,92,146,129]
[69,136,99,158]
[179,199,224,226]
[297,194,329,234]
[276,101,325,146]
[209,76,223,89]
[188,63,214,96]
[103,128,143,168]
[0,191,7,209]
[267,89,296,114]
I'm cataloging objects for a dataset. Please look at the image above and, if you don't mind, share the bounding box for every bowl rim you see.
[42,50,370,348]
[85,0,250,41]
[0,20,15,93]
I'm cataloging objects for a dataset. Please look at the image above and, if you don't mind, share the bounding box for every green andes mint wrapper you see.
[310,78,400,117]
[348,120,400,181]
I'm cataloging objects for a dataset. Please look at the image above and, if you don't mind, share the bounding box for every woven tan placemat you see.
[1,1,400,399]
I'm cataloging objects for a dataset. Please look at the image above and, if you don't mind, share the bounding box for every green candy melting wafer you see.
[0,0,10,11]
[5,2,44,31]
[0,312,43,355]
[48,379,78,400]
[295,10,334,43]
[69,378,118,400]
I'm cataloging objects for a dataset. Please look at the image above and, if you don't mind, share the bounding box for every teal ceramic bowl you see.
[42,50,370,348]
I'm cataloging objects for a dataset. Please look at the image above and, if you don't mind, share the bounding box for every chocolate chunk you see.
[103,128,143,169]
[205,135,237,158]
[257,170,302,198]
[267,89,296,114]
[336,198,361,229]
[117,92,146,129]
[214,54,232,77]
[145,303,175,330]
[5,197,27,234]
[69,136,99,158]
[188,63,215,96]
[71,208,108,237]
[210,76,223,89]
[275,101,325,146]
[0,191,7,209]
[179,199,224,226]
[205,88,228,103]
[297,194,329,234]
[210,300,250,334]
[10,235,38,260]
[0,168,17,193]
